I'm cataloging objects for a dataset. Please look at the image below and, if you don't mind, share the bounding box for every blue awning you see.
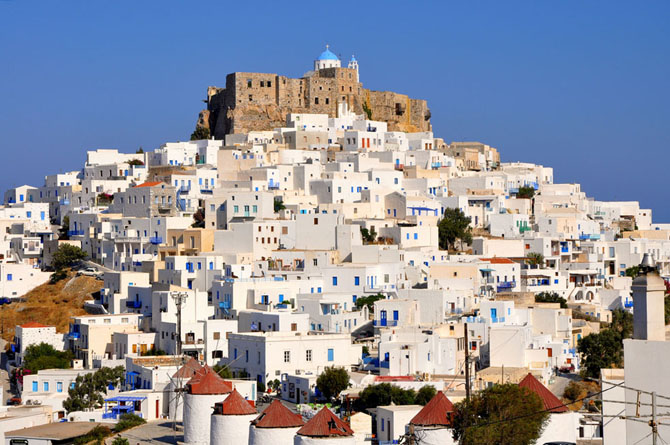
[479,268,495,272]
[106,395,147,402]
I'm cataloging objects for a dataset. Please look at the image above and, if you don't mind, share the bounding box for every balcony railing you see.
[380,360,390,369]
[126,300,142,309]
[68,230,85,236]
[219,301,231,309]
[374,319,398,327]
[624,301,634,308]
[491,317,506,323]
[68,332,80,340]
[149,237,163,245]
[497,281,516,289]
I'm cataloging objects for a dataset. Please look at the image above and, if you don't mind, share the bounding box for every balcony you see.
[218,301,231,309]
[149,237,163,245]
[126,300,142,309]
[519,226,531,233]
[68,230,85,237]
[380,360,390,369]
[561,246,569,253]
[497,281,516,292]
[394,164,404,170]
[200,189,213,194]
[68,331,80,340]
[491,317,506,323]
[374,319,398,327]
[59,199,70,205]
[624,300,634,308]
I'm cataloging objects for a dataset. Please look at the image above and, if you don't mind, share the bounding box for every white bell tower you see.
[348,55,359,82]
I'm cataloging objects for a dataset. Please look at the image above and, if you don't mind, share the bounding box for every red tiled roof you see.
[296,407,353,437]
[187,367,233,395]
[252,400,304,428]
[215,389,256,415]
[20,322,48,328]
[519,373,568,413]
[482,258,515,264]
[410,391,454,426]
[134,181,163,188]
[374,376,415,382]
[172,357,204,379]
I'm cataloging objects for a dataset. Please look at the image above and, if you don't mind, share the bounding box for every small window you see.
[306,350,312,361]
[284,351,291,363]
[213,332,220,340]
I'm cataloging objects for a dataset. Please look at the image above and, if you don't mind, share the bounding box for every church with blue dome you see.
[314,45,341,70]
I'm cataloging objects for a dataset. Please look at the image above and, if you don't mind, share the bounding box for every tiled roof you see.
[186,367,233,395]
[482,258,515,264]
[134,181,163,188]
[20,322,48,328]
[296,407,353,437]
[215,389,256,415]
[410,391,454,426]
[252,400,304,428]
[518,373,568,413]
[172,357,204,379]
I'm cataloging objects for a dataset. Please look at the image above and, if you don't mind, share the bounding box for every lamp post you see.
[170,291,189,356]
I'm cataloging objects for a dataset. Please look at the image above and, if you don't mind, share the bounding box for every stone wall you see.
[198,67,431,138]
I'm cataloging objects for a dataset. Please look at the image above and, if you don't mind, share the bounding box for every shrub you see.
[114,413,146,432]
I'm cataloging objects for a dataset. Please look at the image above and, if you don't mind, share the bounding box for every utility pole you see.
[464,322,470,401]
[171,291,188,356]
[651,391,658,445]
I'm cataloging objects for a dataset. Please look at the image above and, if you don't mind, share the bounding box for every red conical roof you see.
[187,367,233,395]
[214,389,256,415]
[296,407,353,437]
[252,400,304,428]
[172,357,204,379]
[410,391,454,426]
[519,373,568,413]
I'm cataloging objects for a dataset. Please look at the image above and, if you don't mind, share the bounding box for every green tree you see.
[438,208,472,251]
[360,227,377,244]
[577,329,625,378]
[516,186,535,199]
[274,199,286,213]
[58,215,70,240]
[128,159,144,166]
[268,379,281,391]
[451,383,549,445]
[213,364,233,379]
[136,147,144,154]
[141,347,167,356]
[362,101,373,120]
[111,438,129,445]
[625,265,640,278]
[63,366,125,413]
[355,293,385,312]
[316,366,350,401]
[526,252,545,267]
[355,383,422,411]
[609,309,633,339]
[665,295,670,325]
[535,292,567,308]
[23,343,73,373]
[190,127,210,141]
[415,385,437,405]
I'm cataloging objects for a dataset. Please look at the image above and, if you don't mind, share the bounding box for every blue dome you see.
[317,46,339,61]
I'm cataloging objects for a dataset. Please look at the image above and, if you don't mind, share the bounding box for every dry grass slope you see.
[0,270,101,343]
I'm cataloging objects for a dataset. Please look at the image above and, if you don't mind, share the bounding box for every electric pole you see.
[652,391,658,445]
[464,322,470,401]
[171,291,188,356]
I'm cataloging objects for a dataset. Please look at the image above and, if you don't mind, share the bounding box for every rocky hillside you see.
[0,271,101,343]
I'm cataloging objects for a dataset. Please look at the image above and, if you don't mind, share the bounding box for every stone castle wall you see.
[200,68,431,138]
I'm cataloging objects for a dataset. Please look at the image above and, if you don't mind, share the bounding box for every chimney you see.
[632,254,666,341]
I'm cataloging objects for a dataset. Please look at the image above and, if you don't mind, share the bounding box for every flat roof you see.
[6,422,103,440]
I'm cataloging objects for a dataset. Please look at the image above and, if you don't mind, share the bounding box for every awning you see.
[479,268,495,273]
[105,396,147,402]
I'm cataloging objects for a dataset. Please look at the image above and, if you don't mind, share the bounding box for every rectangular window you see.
[57,381,63,393]
[327,348,334,362]
[32,381,38,392]
[284,350,291,363]
[332,276,338,286]
[354,276,360,286]
[306,350,312,361]
[43,382,49,392]
[7,274,12,281]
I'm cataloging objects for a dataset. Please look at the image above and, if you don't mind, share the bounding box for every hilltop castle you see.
[197,46,432,138]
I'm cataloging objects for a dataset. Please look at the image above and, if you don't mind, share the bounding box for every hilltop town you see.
[1,48,668,445]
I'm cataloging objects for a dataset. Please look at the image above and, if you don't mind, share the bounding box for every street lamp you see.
[170,291,189,356]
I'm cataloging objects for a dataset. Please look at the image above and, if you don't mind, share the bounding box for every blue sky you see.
[1,1,669,219]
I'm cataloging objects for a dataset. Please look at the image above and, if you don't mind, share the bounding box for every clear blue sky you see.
[1,1,669,219]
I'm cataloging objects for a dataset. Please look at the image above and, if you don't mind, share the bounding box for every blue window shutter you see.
[327,349,334,361]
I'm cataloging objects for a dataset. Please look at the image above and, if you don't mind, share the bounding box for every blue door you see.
[393,310,399,322]
[380,310,387,327]
[490,308,497,321]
